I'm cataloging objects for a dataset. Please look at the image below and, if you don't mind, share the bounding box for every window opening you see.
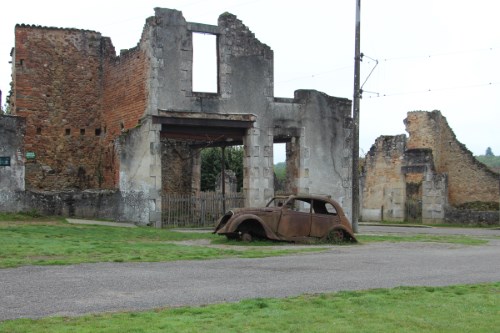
[273,143,286,193]
[192,32,217,93]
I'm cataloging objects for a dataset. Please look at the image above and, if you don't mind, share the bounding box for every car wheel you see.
[226,234,239,240]
[240,232,253,242]
[327,229,345,243]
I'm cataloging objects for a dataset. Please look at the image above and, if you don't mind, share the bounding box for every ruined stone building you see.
[361,110,499,224]
[1,8,353,225]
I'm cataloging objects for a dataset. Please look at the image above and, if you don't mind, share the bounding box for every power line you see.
[379,46,498,63]
[365,82,499,99]
[275,45,498,86]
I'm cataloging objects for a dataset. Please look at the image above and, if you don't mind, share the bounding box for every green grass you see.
[358,234,489,245]
[0,211,62,221]
[0,219,325,268]
[370,220,499,228]
[0,213,489,269]
[1,283,498,332]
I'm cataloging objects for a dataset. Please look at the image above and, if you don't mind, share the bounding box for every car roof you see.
[276,194,336,202]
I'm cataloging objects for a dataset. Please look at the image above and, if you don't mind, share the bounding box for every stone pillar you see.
[243,127,274,207]
[118,118,162,225]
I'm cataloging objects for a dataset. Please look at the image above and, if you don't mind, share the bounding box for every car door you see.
[277,198,312,238]
[310,200,340,238]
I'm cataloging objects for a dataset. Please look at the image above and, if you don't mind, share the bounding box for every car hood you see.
[228,206,281,215]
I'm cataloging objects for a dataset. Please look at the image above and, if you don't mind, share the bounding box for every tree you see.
[200,146,243,192]
[485,147,494,157]
[1,103,10,115]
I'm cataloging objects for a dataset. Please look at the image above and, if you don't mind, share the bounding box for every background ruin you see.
[361,110,499,225]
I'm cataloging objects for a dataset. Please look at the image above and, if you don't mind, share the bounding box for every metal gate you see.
[161,192,245,228]
[405,198,422,223]
[405,182,422,223]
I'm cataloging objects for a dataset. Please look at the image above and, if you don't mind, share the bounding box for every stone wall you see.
[445,208,499,226]
[405,110,499,206]
[0,115,25,191]
[362,110,499,225]
[361,135,406,221]
[218,12,275,207]
[0,189,148,222]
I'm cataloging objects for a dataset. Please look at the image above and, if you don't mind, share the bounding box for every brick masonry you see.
[12,26,106,190]
[11,25,149,191]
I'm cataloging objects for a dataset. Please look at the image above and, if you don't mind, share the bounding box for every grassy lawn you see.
[1,282,498,332]
[0,213,490,269]
[0,217,328,268]
[360,234,488,245]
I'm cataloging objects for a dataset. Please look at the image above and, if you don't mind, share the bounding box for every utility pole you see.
[351,0,361,233]
[221,146,226,214]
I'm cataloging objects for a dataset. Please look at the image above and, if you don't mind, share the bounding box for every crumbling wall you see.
[101,38,150,187]
[218,12,275,207]
[361,135,406,221]
[402,148,447,223]
[362,110,498,224]
[405,110,499,206]
[12,26,105,190]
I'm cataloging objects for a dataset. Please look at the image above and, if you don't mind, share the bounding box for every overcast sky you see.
[1,0,499,162]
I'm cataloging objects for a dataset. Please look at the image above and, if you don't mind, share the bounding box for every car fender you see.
[226,214,280,240]
[326,225,357,242]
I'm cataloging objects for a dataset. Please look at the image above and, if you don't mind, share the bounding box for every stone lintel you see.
[187,22,221,34]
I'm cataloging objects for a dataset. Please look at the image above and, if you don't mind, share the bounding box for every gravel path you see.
[1,226,499,321]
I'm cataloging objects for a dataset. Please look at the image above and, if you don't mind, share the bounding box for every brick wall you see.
[11,25,150,190]
[161,139,194,194]
[102,41,149,187]
[12,26,105,190]
[405,111,499,206]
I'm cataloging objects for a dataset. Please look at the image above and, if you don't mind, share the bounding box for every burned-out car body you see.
[214,194,357,243]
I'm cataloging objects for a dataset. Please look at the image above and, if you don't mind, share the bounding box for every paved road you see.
[1,226,499,320]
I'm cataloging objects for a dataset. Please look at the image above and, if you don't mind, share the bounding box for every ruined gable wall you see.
[12,26,106,190]
[148,9,193,113]
[361,135,406,221]
[405,111,499,205]
[218,12,274,101]
[218,13,276,205]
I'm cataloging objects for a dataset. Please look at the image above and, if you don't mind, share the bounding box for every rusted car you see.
[214,194,357,243]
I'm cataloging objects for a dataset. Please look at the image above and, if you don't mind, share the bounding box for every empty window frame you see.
[192,32,217,93]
